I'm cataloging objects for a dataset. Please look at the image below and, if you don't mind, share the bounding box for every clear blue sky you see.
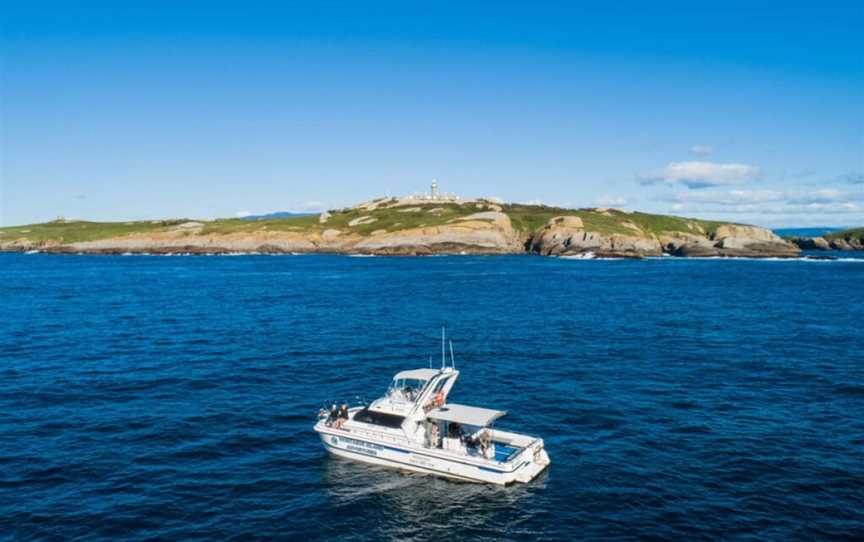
[2,1,862,227]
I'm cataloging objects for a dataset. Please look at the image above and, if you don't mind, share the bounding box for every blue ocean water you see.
[1,253,863,541]
[772,227,844,238]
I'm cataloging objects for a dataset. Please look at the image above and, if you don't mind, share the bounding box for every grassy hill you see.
[0,201,732,246]
[0,219,175,245]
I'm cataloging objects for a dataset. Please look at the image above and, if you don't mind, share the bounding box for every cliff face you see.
[350,212,522,255]
[0,202,801,258]
[528,216,663,257]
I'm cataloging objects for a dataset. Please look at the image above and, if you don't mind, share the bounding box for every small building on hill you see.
[404,179,460,203]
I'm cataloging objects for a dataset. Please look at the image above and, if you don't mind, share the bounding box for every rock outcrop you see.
[660,225,799,257]
[694,224,800,258]
[528,216,799,258]
[348,216,377,227]
[790,232,863,251]
[528,216,663,258]
[789,236,831,250]
[352,212,520,255]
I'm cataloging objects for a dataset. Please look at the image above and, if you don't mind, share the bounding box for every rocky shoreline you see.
[527,216,799,259]
[788,231,864,251]
[1,203,806,259]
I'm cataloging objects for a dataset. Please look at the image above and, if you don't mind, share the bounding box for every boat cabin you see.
[367,367,458,417]
[386,368,438,404]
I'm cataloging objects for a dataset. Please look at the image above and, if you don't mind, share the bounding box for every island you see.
[788,228,864,251]
[0,197,803,259]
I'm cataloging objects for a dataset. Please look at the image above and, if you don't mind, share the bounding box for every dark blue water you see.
[2,253,863,541]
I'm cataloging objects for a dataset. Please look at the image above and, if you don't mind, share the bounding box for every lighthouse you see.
[430,179,439,200]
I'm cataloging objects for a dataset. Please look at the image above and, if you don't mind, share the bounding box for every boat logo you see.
[331,436,339,445]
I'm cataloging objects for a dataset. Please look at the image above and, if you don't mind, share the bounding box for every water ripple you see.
[1,253,862,540]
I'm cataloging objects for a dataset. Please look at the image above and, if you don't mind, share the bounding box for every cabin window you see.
[432,376,450,393]
[388,378,427,402]
[352,408,405,429]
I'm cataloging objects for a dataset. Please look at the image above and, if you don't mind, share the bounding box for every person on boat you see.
[423,390,445,412]
[429,423,440,448]
[448,422,461,439]
[478,429,493,459]
[331,404,347,429]
[327,404,338,426]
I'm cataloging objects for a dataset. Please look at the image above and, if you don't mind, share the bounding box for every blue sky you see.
[2,1,862,227]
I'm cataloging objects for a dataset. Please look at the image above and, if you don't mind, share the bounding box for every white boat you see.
[314,334,550,485]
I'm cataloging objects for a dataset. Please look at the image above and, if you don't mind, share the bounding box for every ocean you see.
[1,253,862,541]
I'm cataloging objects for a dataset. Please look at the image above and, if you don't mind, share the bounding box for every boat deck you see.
[494,444,520,462]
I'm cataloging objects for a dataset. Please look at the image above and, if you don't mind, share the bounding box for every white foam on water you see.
[560,252,596,260]
[558,252,630,261]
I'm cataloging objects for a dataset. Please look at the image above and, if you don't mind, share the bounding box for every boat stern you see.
[505,437,550,484]
[513,439,550,483]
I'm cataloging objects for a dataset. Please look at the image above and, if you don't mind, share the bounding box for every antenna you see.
[449,340,456,370]
[441,326,446,369]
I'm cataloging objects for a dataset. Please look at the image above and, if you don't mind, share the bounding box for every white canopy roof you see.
[393,368,440,381]
[426,403,506,427]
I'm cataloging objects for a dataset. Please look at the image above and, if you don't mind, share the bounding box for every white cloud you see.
[689,145,714,157]
[663,189,785,205]
[659,187,864,223]
[786,189,848,205]
[663,188,862,206]
[639,161,759,189]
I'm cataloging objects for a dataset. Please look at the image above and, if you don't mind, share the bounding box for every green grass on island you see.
[823,227,864,242]
[0,200,750,246]
[0,219,173,244]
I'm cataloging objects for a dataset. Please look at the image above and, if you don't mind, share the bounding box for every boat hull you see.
[316,424,549,485]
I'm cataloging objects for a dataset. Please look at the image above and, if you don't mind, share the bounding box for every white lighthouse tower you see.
[430,179,439,200]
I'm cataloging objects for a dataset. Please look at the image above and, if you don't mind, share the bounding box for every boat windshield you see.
[387,378,427,402]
